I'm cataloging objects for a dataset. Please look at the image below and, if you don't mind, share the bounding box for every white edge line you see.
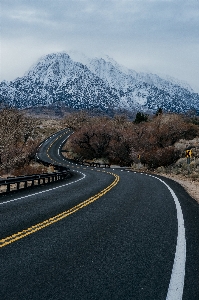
[149,174,186,300]
[0,171,86,206]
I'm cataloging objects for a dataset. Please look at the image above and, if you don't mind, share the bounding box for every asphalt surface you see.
[1,129,199,300]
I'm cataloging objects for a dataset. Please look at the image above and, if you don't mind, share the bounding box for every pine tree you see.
[134,112,148,124]
[155,107,163,116]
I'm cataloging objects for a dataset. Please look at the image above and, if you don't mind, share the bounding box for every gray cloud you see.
[1,0,199,91]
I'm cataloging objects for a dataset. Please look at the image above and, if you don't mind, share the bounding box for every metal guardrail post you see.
[17,182,20,190]
[7,183,10,192]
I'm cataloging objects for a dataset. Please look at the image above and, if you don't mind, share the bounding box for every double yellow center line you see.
[0,172,119,248]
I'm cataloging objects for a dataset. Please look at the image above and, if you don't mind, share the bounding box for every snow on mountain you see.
[0,51,198,114]
[155,73,194,93]
[0,52,120,111]
[66,51,199,112]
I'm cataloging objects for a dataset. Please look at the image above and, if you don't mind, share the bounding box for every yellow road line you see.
[0,172,119,248]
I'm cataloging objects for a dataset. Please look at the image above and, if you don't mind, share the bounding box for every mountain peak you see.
[0,51,198,114]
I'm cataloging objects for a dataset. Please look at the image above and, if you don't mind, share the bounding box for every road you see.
[1,129,199,299]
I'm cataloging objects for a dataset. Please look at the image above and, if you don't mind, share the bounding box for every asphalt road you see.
[1,129,199,300]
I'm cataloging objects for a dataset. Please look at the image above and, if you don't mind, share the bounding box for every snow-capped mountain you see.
[0,51,198,114]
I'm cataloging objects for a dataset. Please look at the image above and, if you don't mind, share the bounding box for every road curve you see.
[1,129,199,300]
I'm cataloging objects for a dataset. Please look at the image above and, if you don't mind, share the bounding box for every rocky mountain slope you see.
[0,52,198,114]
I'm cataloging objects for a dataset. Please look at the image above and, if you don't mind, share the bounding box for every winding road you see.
[1,129,199,299]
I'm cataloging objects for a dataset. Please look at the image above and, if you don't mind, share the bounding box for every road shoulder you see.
[156,173,199,205]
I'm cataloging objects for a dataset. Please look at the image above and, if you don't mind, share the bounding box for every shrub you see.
[0,108,39,174]
[140,147,180,169]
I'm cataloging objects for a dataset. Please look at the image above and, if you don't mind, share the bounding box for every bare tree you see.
[0,109,37,174]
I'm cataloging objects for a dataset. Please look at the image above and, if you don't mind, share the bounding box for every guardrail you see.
[0,131,73,194]
[84,161,110,168]
[0,170,71,193]
[0,170,71,192]
[0,153,71,194]
[73,159,110,168]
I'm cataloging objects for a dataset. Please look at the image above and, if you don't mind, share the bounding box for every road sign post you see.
[186,149,192,174]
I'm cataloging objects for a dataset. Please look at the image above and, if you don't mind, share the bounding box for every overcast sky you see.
[1,0,199,92]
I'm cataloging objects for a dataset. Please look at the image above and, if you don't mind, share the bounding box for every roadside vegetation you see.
[62,110,199,168]
[0,108,62,176]
[0,107,199,200]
